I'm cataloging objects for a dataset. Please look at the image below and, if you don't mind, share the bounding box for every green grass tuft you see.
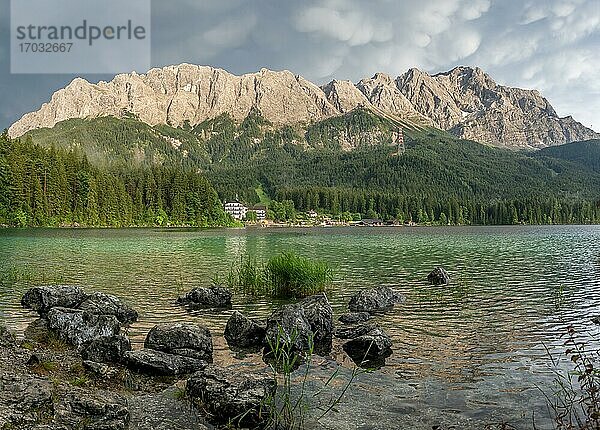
[227,251,334,299]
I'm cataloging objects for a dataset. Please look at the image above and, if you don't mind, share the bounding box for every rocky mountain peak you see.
[8,64,599,149]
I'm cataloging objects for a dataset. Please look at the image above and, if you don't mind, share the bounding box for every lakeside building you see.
[248,205,267,221]
[224,199,248,220]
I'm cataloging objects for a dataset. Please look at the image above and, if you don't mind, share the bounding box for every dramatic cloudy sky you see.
[0,0,598,131]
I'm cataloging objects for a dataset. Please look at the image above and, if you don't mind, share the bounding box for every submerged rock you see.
[78,292,138,325]
[338,312,372,325]
[47,307,121,347]
[21,285,87,315]
[224,311,266,349]
[265,303,313,352]
[124,349,207,376]
[177,285,232,309]
[348,286,404,313]
[300,293,334,345]
[145,323,213,362]
[186,365,276,427]
[342,326,392,366]
[54,388,129,430]
[427,267,451,285]
[81,335,132,363]
[335,323,379,340]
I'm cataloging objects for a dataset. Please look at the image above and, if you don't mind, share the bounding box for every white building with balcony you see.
[224,199,248,220]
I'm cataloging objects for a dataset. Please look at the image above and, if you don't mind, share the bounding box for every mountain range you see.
[8,64,599,149]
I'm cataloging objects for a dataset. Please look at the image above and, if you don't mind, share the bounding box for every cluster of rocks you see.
[6,269,449,428]
[21,286,138,363]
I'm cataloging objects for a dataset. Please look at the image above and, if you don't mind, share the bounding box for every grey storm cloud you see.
[0,0,598,130]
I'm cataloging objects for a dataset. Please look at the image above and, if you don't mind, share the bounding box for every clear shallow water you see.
[1,225,600,428]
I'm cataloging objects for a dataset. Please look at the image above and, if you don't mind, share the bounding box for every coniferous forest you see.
[0,131,231,227]
[2,107,600,227]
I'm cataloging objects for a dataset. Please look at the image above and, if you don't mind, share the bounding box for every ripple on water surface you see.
[1,225,600,428]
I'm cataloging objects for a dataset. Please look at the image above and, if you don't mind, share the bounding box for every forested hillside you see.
[0,131,231,227]
[8,108,600,227]
[536,139,600,173]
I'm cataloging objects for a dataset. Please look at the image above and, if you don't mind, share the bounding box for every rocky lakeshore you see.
[0,268,514,430]
[0,283,407,430]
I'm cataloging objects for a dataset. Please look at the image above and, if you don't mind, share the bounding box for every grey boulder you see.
[342,326,392,366]
[300,293,333,345]
[335,323,378,340]
[265,304,312,352]
[348,286,404,313]
[54,388,129,430]
[338,312,372,325]
[77,292,138,325]
[186,365,275,427]
[47,307,121,347]
[224,311,266,349]
[81,335,132,363]
[21,285,87,315]
[177,285,232,309]
[124,349,207,376]
[145,323,213,362]
[427,267,450,285]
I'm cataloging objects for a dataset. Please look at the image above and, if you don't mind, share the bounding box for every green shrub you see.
[227,252,334,299]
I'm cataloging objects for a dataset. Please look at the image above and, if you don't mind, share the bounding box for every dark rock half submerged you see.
[224,310,266,349]
[348,286,404,313]
[338,312,372,325]
[21,285,88,315]
[428,267,451,285]
[177,285,232,309]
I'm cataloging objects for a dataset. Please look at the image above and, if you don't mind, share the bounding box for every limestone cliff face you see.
[9,64,599,149]
[8,65,338,137]
[396,66,599,148]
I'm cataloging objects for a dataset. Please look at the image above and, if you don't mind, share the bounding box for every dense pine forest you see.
[3,108,600,227]
[0,131,231,227]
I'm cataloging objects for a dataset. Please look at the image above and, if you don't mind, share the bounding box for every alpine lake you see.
[1,225,599,429]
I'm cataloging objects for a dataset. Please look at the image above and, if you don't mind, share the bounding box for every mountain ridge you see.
[8,64,599,149]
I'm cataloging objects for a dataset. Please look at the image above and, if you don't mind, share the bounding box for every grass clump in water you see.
[227,252,334,299]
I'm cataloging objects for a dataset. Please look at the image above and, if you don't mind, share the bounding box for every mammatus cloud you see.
[0,0,598,130]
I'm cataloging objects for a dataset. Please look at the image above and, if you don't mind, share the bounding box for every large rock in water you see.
[124,349,207,376]
[300,293,334,345]
[338,312,372,325]
[427,267,450,285]
[47,307,121,347]
[335,323,379,340]
[342,326,392,366]
[224,311,266,349]
[145,323,213,362]
[81,335,132,363]
[21,285,87,315]
[265,304,313,352]
[186,365,276,427]
[77,292,138,324]
[348,286,404,313]
[177,286,232,309]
